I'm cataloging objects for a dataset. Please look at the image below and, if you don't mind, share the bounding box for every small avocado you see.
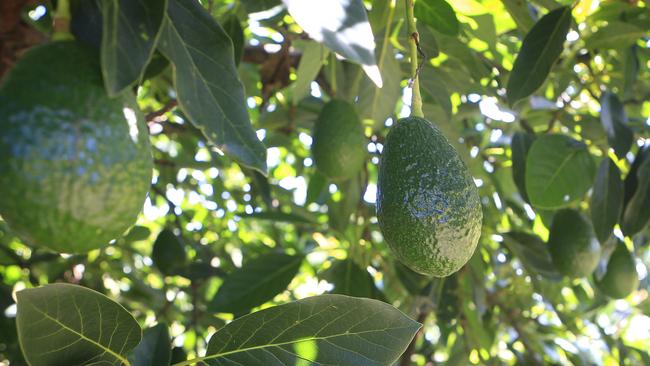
[548,209,600,278]
[0,41,152,253]
[377,117,482,277]
[595,243,639,299]
[311,100,366,181]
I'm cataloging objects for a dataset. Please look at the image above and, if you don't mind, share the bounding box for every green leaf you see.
[328,175,362,232]
[101,0,167,96]
[600,91,633,159]
[241,211,318,225]
[414,0,459,36]
[420,66,452,120]
[322,259,380,299]
[283,0,382,87]
[199,295,420,365]
[511,132,536,203]
[221,14,244,66]
[394,261,431,295]
[151,229,186,275]
[208,252,303,313]
[158,0,267,173]
[16,283,141,366]
[591,158,624,243]
[241,0,281,13]
[123,225,152,242]
[621,147,650,236]
[292,40,330,104]
[585,22,646,50]
[501,0,535,34]
[128,323,171,366]
[525,134,595,209]
[502,232,561,280]
[506,6,572,105]
[357,44,401,126]
[622,46,640,99]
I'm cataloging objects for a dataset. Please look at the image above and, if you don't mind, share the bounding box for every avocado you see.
[377,117,482,277]
[595,243,639,299]
[0,41,153,253]
[311,100,366,181]
[547,209,600,278]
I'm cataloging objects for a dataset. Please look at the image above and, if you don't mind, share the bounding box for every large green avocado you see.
[548,209,600,278]
[595,243,639,299]
[311,100,366,181]
[377,117,482,277]
[0,41,153,253]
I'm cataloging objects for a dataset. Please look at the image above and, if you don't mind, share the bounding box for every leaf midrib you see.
[535,148,578,205]
[174,325,417,365]
[28,303,130,365]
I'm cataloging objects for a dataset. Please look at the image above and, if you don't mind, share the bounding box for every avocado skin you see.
[377,117,482,277]
[595,244,639,299]
[548,209,600,278]
[312,100,366,181]
[0,41,152,253]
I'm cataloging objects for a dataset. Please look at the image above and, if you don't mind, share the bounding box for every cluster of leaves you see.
[1,0,649,365]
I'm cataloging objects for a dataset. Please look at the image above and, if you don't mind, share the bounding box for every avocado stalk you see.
[52,0,74,41]
[404,0,423,118]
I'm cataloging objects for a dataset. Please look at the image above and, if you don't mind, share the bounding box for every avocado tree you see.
[0,0,649,365]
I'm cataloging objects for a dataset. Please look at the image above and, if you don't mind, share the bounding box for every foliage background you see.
[1,0,650,365]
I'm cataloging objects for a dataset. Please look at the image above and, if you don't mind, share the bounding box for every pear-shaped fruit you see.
[548,209,600,278]
[311,100,366,181]
[377,117,482,277]
[0,41,152,253]
[595,243,639,299]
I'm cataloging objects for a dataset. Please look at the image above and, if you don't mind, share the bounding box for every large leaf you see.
[600,91,633,159]
[414,0,459,36]
[506,6,572,105]
[158,0,267,173]
[283,0,382,87]
[101,0,167,96]
[198,295,420,365]
[502,232,561,280]
[621,148,650,236]
[525,134,595,209]
[208,252,303,313]
[16,283,141,366]
[591,158,623,243]
[511,132,536,203]
[128,323,171,366]
[222,14,244,66]
[585,22,646,50]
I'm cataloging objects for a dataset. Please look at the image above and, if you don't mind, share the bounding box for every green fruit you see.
[595,243,639,299]
[311,100,366,181]
[377,117,482,277]
[0,41,152,253]
[548,209,600,278]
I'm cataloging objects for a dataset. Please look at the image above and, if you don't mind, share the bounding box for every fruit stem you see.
[52,0,74,41]
[404,0,424,118]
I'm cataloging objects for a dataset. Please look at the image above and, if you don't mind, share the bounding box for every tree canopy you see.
[0,0,649,365]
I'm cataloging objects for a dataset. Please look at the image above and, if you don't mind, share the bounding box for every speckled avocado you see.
[595,243,638,299]
[312,100,366,181]
[0,41,152,253]
[548,209,600,278]
[377,117,482,277]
